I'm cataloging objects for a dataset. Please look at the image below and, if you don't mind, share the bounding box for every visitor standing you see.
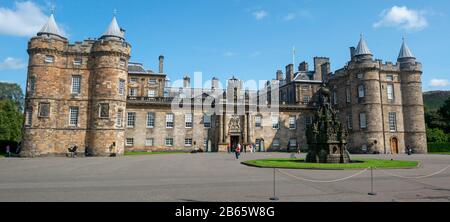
[235,144,241,159]
[6,144,10,157]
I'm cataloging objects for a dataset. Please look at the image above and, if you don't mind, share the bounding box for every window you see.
[130,77,138,83]
[127,112,136,128]
[166,113,174,128]
[185,113,193,128]
[147,112,155,128]
[289,116,296,129]
[303,96,311,103]
[69,107,79,126]
[44,55,54,63]
[273,139,280,147]
[98,103,109,118]
[387,84,394,101]
[304,116,312,125]
[386,75,394,81]
[359,113,367,129]
[129,88,137,97]
[346,88,351,103]
[148,90,156,98]
[389,112,397,132]
[71,75,81,94]
[255,115,262,128]
[29,76,36,94]
[272,115,280,129]
[358,85,365,98]
[149,79,157,85]
[120,58,126,67]
[73,58,82,66]
[347,114,353,130]
[289,139,297,148]
[357,73,364,79]
[165,138,174,146]
[38,103,50,117]
[301,85,309,90]
[25,108,32,126]
[145,138,154,146]
[118,79,125,95]
[126,138,134,147]
[204,114,211,128]
[185,138,193,147]
[204,139,208,148]
[116,111,123,127]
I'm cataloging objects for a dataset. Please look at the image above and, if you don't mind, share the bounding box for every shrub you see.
[427,128,448,143]
[428,142,450,153]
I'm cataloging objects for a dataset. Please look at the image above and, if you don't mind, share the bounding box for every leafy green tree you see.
[0,99,23,143]
[426,128,448,143]
[0,82,24,112]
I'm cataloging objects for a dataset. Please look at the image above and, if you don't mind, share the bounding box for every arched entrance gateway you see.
[228,115,243,152]
[391,137,399,154]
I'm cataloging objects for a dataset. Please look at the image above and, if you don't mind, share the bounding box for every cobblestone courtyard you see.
[0,153,449,202]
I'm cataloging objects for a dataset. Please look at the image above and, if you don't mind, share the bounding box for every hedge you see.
[428,142,450,152]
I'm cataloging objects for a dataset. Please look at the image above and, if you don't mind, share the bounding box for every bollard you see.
[270,168,279,201]
[368,167,377,196]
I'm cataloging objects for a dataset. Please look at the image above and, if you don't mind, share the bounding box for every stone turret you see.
[398,39,427,153]
[88,15,131,156]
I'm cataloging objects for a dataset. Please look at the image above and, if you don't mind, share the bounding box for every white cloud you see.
[0,1,63,37]
[374,6,428,31]
[430,79,450,87]
[0,57,26,70]
[283,13,296,21]
[250,51,262,57]
[223,52,236,57]
[253,10,268,20]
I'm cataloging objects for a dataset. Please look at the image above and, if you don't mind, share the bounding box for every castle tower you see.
[87,15,131,156]
[347,35,385,153]
[398,39,427,153]
[22,13,74,157]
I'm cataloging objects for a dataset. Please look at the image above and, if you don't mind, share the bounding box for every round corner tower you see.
[21,14,70,157]
[398,40,427,154]
[87,16,131,156]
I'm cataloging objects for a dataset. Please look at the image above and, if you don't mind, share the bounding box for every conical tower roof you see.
[37,13,65,38]
[355,34,372,56]
[101,16,124,40]
[398,38,415,59]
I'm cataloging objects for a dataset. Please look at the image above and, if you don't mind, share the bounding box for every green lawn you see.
[0,153,5,158]
[242,158,419,170]
[124,151,187,156]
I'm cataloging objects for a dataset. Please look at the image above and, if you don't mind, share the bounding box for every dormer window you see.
[45,55,54,63]
[357,73,364,79]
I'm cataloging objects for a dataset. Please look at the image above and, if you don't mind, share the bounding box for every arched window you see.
[358,85,365,98]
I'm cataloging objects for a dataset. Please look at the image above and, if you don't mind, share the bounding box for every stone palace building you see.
[20,14,427,157]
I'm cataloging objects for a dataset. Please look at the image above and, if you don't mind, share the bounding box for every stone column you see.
[218,114,223,143]
[243,114,248,144]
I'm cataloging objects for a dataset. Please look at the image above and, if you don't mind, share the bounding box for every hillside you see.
[423,91,450,111]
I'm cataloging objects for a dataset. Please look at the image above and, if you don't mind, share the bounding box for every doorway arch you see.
[390,137,399,154]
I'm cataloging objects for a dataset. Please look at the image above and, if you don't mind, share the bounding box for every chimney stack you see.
[350,47,356,59]
[299,61,309,72]
[212,77,219,90]
[159,55,164,73]
[183,75,191,88]
[276,70,284,81]
[286,64,294,82]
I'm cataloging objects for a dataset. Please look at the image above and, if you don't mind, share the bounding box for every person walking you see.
[235,144,241,159]
[6,144,11,158]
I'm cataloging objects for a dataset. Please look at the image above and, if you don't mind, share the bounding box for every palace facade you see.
[20,14,427,157]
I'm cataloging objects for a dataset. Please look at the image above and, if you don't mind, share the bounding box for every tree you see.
[426,128,448,143]
[438,97,450,131]
[0,99,23,143]
[0,82,24,112]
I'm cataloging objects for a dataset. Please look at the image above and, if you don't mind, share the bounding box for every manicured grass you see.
[124,151,187,156]
[242,158,419,170]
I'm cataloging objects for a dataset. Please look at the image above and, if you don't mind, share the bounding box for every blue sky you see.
[1,0,449,91]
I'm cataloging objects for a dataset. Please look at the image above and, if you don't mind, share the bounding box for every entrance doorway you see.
[391,137,399,154]
[230,136,240,152]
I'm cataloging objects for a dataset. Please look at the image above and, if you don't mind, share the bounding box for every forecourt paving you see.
[0,153,449,202]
